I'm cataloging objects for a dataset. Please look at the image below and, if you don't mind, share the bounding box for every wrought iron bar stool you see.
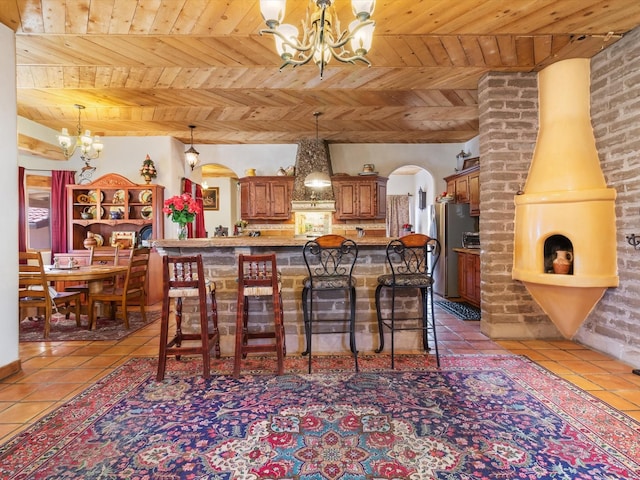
[157,254,220,381]
[375,234,441,369]
[234,253,285,377]
[302,234,359,374]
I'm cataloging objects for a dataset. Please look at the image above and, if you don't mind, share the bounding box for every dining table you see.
[43,264,128,294]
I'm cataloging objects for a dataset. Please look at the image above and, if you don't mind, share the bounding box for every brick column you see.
[477,72,560,338]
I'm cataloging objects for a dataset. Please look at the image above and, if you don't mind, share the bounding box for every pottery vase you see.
[83,232,98,250]
[553,250,573,274]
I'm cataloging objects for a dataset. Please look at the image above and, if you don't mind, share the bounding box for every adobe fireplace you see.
[512,58,618,338]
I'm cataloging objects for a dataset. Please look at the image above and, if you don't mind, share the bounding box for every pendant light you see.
[185,125,200,170]
[304,112,332,188]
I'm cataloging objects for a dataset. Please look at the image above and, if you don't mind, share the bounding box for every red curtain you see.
[182,178,194,238]
[51,170,76,254]
[18,167,26,252]
[194,184,206,238]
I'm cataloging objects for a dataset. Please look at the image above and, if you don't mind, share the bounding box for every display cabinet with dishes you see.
[60,173,165,304]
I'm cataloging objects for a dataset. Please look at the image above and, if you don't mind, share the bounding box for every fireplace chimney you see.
[513,58,618,338]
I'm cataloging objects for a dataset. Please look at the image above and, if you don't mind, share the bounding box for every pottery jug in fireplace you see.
[552,250,573,274]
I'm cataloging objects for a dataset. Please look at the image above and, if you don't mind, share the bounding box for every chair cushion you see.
[303,275,356,289]
[377,273,433,288]
[168,279,215,298]
[242,282,281,297]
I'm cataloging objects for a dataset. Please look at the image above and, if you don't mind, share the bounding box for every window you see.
[26,174,51,250]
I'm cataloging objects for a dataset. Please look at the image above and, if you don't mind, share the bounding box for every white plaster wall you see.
[1,23,19,370]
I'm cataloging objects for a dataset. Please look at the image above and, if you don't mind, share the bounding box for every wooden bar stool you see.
[234,253,285,377]
[157,254,220,381]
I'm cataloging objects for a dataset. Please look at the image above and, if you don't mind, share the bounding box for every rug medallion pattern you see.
[1,355,639,479]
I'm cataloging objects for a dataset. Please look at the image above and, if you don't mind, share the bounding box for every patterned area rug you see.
[2,355,639,479]
[19,309,159,342]
[436,299,481,320]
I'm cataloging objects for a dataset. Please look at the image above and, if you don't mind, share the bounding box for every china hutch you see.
[56,173,165,305]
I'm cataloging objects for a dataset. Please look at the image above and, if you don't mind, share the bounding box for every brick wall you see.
[478,27,640,366]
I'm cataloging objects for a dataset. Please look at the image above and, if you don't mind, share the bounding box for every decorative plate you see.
[139,190,152,203]
[112,190,127,204]
[110,206,126,216]
[87,190,104,203]
[140,206,153,220]
[77,193,90,203]
[93,233,104,247]
[88,206,105,219]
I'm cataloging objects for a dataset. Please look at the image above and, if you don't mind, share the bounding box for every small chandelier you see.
[185,125,200,170]
[259,0,376,79]
[58,104,104,168]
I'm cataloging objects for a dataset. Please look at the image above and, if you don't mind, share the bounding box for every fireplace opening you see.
[544,235,574,275]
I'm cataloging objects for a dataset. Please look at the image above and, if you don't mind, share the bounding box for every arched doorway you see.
[387,165,436,236]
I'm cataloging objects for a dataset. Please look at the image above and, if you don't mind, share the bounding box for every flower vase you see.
[143,175,152,184]
[177,223,188,240]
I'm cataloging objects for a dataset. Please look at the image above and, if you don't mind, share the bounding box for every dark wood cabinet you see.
[332,175,387,220]
[457,250,480,307]
[444,164,480,217]
[239,176,294,220]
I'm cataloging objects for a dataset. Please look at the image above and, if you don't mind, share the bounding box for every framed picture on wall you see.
[203,187,219,211]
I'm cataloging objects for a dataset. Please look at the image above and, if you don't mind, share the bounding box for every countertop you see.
[453,247,481,255]
[154,236,395,248]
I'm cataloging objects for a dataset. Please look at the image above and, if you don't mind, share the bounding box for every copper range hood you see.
[512,58,618,338]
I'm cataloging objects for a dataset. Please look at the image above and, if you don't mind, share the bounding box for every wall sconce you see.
[418,187,427,210]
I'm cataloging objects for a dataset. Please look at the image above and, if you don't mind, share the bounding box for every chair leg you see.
[390,286,396,370]
[274,292,284,375]
[301,287,311,356]
[374,284,385,353]
[174,297,183,359]
[421,287,430,352]
[210,288,221,359]
[199,293,211,380]
[429,287,440,368]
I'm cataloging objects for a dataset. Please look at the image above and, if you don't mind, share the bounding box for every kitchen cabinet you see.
[457,250,480,307]
[444,164,480,217]
[239,176,294,220]
[332,175,388,220]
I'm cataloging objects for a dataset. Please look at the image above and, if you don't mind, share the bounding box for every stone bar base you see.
[154,238,432,357]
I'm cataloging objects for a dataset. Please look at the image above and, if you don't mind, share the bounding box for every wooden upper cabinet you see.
[239,176,294,220]
[332,175,388,220]
[444,164,480,216]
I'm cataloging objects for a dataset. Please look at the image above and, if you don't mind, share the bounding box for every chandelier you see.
[185,125,200,170]
[259,0,376,79]
[57,104,104,168]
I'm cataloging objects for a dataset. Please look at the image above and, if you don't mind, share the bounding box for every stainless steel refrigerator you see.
[433,202,476,298]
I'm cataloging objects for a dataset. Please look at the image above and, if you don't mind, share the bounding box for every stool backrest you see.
[303,234,358,285]
[163,254,207,295]
[238,253,279,295]
[386,233,441,277]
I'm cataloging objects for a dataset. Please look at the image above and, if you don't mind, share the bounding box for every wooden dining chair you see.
[19,251,82,338]
[64,245,120,301]
[87,247,150,330]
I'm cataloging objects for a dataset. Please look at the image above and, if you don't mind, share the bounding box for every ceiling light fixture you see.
[259,0,376,79]
[185,125,200,171]
[304,112,332,188]
[57,104,104,169]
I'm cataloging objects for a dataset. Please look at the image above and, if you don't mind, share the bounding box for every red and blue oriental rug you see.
[1,354,639,479]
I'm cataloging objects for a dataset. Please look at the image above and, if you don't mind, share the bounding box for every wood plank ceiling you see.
[1,0,639,145]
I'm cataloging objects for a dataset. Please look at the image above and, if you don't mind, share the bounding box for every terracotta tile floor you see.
[1,303,640,444]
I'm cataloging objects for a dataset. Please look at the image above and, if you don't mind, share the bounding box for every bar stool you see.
[234,253,285,377]
[157,254,220,381]
[375,234,441,369]
[302,234,359,374]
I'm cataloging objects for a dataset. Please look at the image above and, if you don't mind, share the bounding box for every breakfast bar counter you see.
[153,236,425,358]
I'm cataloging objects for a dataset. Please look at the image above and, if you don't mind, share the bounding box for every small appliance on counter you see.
[462,232,480,249]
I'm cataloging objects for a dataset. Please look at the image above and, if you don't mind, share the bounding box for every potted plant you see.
[163,193,201,240]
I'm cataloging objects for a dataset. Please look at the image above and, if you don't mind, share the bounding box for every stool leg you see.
[390,286,396,370]
[374,284,385,353]
[199,292,211,380]
[429,286,440,368]
[210,288,221,359]
[421,287,430,352]
[156,295,171,381]
[233,293,245,377]
[274,292,284,375]
[349,286,358,372]
[175,297,183,360]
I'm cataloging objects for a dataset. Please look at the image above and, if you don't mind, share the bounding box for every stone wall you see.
[577,27,640,366]
[478,27,640,366]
